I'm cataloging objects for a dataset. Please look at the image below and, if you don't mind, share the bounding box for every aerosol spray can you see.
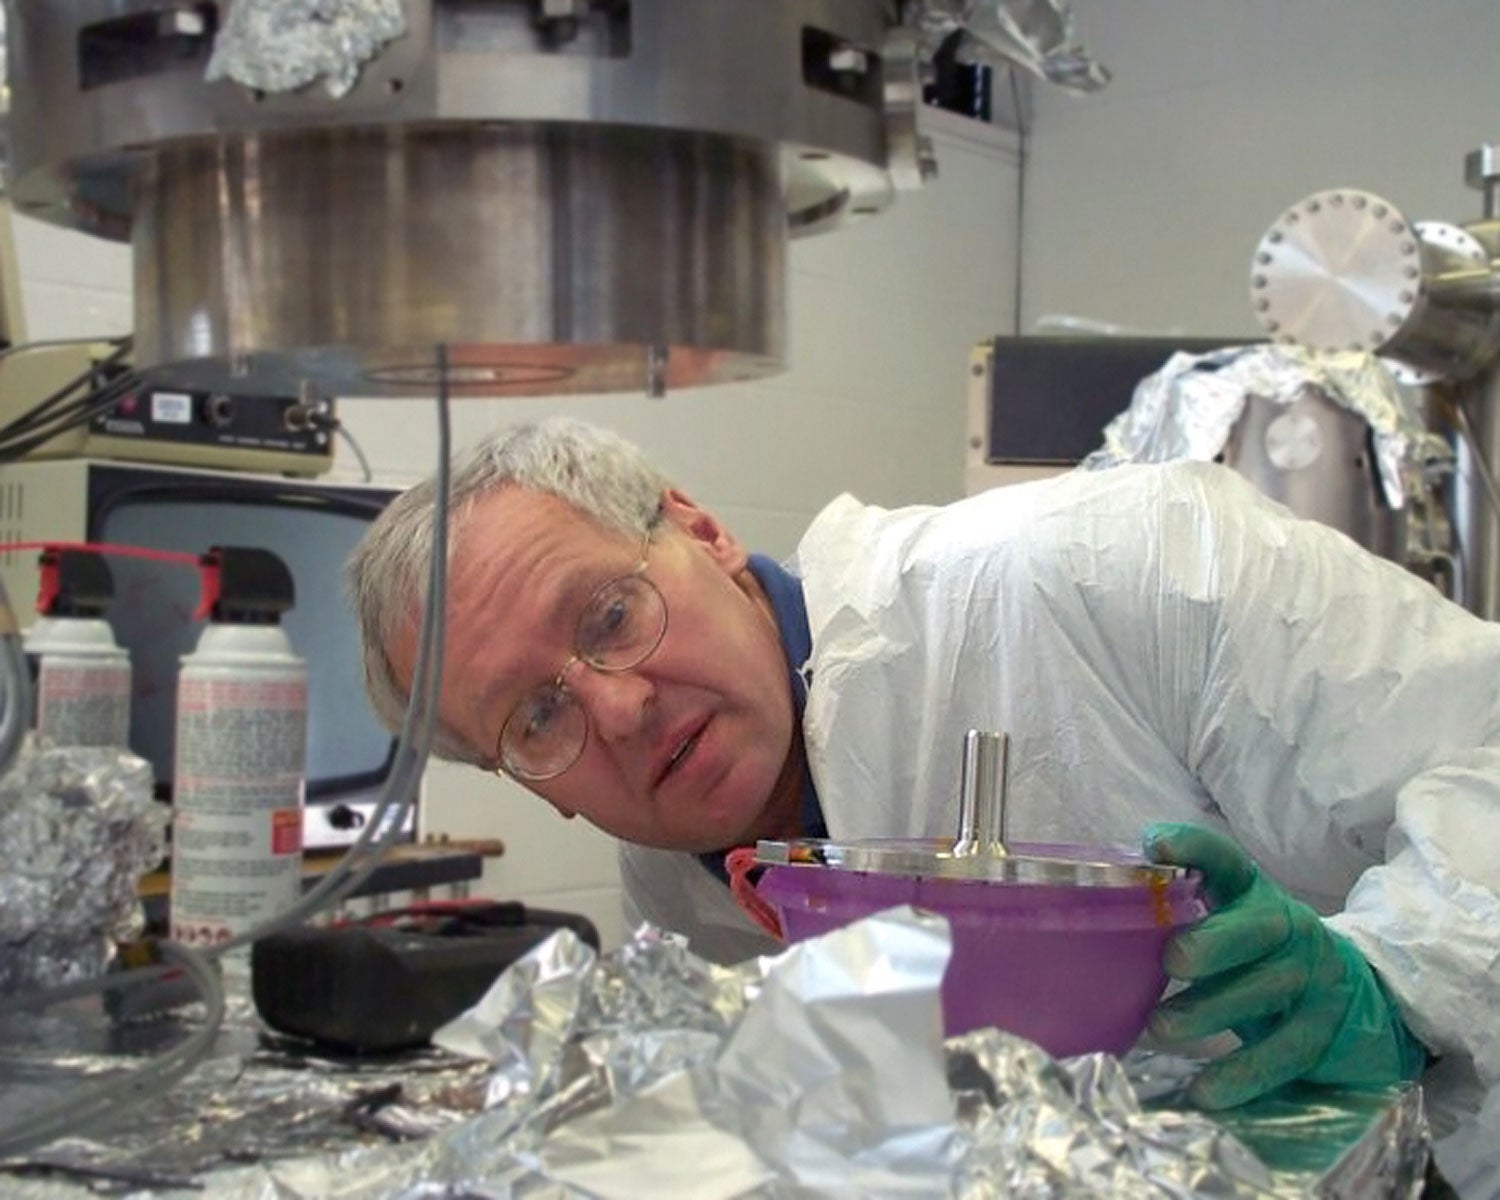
[24,548,131,747]
[170,546,306,950]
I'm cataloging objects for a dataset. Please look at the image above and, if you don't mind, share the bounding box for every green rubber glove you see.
[1143,822,1427,1110]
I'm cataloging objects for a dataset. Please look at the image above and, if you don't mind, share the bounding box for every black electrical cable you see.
[0,338,133,438]
[0,372,142,463]
[0,369,138,445]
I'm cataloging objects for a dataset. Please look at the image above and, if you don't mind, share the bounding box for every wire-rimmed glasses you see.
[495,538,666,781]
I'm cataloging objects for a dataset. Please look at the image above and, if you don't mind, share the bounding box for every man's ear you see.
[658,488,748,574]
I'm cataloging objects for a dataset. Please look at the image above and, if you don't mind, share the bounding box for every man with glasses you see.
[349,416,1500,1194]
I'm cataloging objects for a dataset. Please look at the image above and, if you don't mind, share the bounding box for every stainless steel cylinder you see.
[5,0,903,397]
[1220,387,1406,562]
[1465,144,1500,221]
[1447,368,1500,618]
[133,125,785,397]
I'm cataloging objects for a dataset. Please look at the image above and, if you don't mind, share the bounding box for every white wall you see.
[6,110,1020,950]
[1021,0,1500,338]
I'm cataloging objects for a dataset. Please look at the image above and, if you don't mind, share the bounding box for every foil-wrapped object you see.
[1084,343,1451,509]
[0,742,164,996]
[950,1033,1275,1196]
[0,909,1430,1198]
[205,0,407,98]
[906,0,1111,94]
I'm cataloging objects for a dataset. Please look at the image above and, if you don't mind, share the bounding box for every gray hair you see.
[346,417,673,763]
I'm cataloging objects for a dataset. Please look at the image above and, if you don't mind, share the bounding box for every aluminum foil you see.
[1083,343,1452,509]
[0,908,1430,1198]
[0,741,164,996]
[205,0,407,98]
[905,0,1111,94]
[0,968,494,1190]
[950,1034,1274,1196]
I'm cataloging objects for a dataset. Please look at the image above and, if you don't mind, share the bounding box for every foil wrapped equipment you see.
[1084,343,1451,509]
[1,908,1430,1198]
[0,742,164,997]
[905,0,1111,93]
[206,0,407,98]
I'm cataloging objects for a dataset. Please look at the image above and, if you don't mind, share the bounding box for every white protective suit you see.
[620,460,1500,1194]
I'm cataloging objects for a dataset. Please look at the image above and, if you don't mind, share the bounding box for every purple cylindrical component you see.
[757,842,1206,1058]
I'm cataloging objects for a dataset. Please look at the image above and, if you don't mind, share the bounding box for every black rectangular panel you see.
[986,336,1256,465]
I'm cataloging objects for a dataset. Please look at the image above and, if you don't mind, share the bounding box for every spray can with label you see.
[170,546,306,950]
[24,548,131,748]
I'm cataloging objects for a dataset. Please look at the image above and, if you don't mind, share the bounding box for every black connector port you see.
[283,403,317,433]
[205,393,234,428]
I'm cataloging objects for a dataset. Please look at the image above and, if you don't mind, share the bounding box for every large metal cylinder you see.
[1448,370,1500,618]
[1219,387,1406,562]
[133,125,785,397]
[4,0,907,398]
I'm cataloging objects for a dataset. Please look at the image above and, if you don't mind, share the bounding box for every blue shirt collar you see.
[697,554,824,882]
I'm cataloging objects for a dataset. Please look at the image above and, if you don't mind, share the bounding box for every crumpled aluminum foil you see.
[904,0,1111,94]
[0,908,1429,1198]
[206,0,406,98]
[1084,343,1452,509]
[0,741,164,996]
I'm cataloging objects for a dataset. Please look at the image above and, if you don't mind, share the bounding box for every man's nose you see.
[566,664,654,741]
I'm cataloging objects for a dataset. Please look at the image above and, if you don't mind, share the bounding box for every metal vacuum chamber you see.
[2,0,928,398]
[1249,148,1500,617]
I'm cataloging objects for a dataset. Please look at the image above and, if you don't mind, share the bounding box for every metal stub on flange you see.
[1250,189,1419,356]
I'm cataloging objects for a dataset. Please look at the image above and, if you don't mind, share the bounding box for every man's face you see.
[393,485,800,852]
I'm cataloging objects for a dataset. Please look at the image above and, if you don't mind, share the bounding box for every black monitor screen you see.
[986,336,1258,465]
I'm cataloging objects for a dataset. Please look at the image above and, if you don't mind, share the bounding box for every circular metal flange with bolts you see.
[1250,190,1423,356]
[1251,189,1500,382]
